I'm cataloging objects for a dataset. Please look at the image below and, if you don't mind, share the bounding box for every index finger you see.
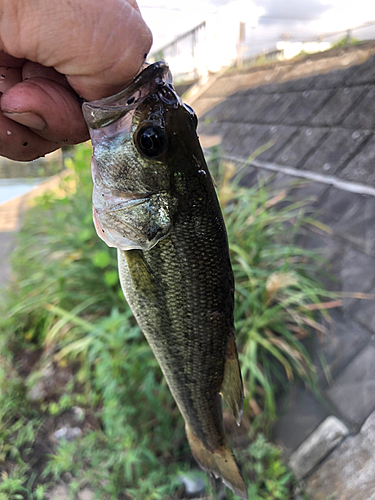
[0,51,26,68]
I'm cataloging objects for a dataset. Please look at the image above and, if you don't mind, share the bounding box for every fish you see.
[82,61,247,500]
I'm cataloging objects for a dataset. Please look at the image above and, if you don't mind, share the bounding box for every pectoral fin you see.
[221,333,244,425]
[123,249,157,300]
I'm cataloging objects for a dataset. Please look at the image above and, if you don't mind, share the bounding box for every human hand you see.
[0,0,152,161]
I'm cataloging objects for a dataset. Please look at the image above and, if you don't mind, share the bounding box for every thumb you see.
[0,0,153,100]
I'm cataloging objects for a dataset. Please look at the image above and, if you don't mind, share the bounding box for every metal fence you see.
[150,22,207,83]
[150,19,375,82]
[242,20,375,68]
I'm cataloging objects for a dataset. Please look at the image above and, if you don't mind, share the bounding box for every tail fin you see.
[186,425,248,500]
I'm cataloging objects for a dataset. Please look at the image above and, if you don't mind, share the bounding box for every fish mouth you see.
[82,61,175,131]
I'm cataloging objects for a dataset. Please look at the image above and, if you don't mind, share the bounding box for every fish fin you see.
[220,332,244,425]
[210,172,218,189]
[124,249,157,299]
[186,426,248,500]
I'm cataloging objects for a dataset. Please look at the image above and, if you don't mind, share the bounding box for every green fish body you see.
[83,62,247,499]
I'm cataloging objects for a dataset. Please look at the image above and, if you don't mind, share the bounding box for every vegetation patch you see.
[0,143,332,499]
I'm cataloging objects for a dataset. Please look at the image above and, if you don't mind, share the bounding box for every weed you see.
[207,150,332,423]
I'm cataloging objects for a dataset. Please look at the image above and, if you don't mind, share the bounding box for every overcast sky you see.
[139,0,375,54]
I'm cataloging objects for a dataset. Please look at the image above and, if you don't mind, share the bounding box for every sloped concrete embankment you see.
[194,43,375,498]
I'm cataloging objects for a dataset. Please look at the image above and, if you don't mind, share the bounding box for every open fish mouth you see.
[83,62,174,134]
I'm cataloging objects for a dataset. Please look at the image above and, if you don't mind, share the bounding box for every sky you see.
[139,0,375,55]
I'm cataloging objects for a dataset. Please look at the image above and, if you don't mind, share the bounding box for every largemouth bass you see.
[82,61,247,499]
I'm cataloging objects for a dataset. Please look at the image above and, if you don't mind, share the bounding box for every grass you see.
[0,142,332,498]
[209,150,333,424]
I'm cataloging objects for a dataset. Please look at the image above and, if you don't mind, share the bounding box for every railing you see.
[241,20,375,68]
[307,20,375,46]
[150,22,207,83]
[150,19,375,81]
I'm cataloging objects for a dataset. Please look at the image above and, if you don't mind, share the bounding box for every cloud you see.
[254,0,330,23]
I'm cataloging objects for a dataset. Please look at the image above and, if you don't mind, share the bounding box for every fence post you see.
[345,29,352,47]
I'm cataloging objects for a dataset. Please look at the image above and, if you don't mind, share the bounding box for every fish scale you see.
[83,61,248,499]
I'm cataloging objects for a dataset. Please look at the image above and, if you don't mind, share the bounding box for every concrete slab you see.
[272,386,330,455]
[287,75,321,92]
[258,125,298,161]
[234,67,286,92]
[274,127,329,168]
[256,171,324,195]
[311,86,368,127]
[278,54,355,84]
[340,134,375,186]
[201,95,243,123]
[203,122,297,162]
[340,248,375,309]
[198,93,271,124]
[289,416,349,479]
[296,230,343,293]
[198,119,232,140]
[234,165,259,188]
[301,128,371,175]
[352,285,375,335]
[316,186,372,232]
[191,47,375,500]
[283,90,333,126]
[313,66,357,90]
[326,345,375,426]
[260,92,302,124]
[217,122,270,156]
[234,93,280,123]
[346,53,375,85]
[305,411,375,500]
[342,86,375,130]
[311,310,370,383]
[256,79,295,94]
[336,216,375,255]
[287,178,330,200]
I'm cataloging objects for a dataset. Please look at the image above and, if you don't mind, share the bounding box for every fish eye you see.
[136,125,166,158]
[184,103,198,129]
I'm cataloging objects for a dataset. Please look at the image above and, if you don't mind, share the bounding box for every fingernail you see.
[2,111,47,130]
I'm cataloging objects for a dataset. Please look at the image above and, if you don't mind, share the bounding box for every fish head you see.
[83,61,205,251]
